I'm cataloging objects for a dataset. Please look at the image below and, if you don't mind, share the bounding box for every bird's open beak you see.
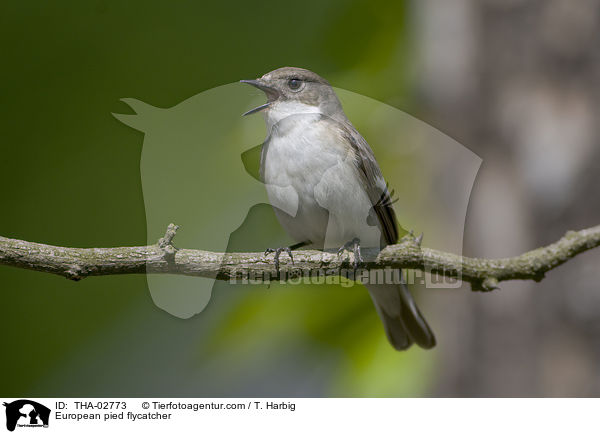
[240,79,279,116]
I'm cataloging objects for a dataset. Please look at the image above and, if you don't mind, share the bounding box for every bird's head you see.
[241,67,343,124]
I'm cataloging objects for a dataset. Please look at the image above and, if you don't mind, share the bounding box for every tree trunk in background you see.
[414,0,600,396]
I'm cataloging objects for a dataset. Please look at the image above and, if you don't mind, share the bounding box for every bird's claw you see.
[337,237,363,271]
[264,246,294,273]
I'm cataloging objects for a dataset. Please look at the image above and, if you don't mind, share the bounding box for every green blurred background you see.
[1,0,433,397]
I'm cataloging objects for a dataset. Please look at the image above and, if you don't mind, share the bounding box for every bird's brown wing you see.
[319,116,436,350]
[324,116,399,246]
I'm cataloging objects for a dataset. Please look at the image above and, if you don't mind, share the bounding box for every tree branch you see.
[1,223,599,290]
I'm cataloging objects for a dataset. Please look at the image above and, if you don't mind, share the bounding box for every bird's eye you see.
[287,78,303,91]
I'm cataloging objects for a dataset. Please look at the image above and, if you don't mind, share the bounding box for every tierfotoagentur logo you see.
[3,400,50,432]
[111,66,480,351]
[229,266,461,288]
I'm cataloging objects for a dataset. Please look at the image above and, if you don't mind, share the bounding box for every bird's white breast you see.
[261,112,380,248]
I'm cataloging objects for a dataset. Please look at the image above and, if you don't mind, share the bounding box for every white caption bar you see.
[0,398,596,433]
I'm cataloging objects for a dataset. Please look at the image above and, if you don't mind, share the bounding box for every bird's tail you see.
[365,281,436,350]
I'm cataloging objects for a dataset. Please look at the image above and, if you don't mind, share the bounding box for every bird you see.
[241,67,435,350]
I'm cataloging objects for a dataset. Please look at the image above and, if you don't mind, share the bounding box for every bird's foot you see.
[337,237,363,272]
[264,246,294,273]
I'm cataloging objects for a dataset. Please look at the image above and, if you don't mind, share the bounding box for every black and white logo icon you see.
[3,400,50,432]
